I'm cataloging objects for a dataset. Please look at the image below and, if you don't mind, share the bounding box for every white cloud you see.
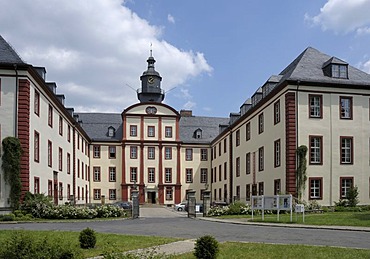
[183,101,196,110]
[167,14,175,24]
[356,27,370,35]
[361,60,370,74]
[305,0,370,34]
[0,0,212,112]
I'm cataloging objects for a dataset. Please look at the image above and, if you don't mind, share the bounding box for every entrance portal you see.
[147,191,156,204]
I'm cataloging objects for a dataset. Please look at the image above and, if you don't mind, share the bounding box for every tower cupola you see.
[137,50,165,103]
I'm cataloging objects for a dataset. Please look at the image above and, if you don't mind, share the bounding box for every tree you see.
[296,145,308,201]
[1,137,22,210]
[346,186,359,207]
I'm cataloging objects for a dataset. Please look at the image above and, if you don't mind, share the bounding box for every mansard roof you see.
[179,116,229,144]
[279,47,370,85]
[76,113,123,142]
[0,35,24,64]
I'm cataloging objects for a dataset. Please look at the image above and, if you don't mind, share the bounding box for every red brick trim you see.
[285,92,297,196]
[18,79,30,200]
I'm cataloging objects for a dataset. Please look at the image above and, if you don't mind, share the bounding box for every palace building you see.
[1,34,370,211]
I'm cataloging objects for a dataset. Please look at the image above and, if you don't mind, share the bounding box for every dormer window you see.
[322,57,348,79]
[194,128,202,139]
[108,126,115,137]
[332,64,348,79]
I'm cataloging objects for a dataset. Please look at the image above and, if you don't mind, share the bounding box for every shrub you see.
[346,186,359,207]
[20,192,53,218]
[79,228,97,249]
[1,213,15,221]
[0,230,80,259]
[228,201,250,215]
[194,235,219,259]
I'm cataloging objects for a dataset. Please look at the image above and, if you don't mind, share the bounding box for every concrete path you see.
[139,205,187,218]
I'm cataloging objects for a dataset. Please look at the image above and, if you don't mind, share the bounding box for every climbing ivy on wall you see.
[296,145,308,201]
[1,137,22,210]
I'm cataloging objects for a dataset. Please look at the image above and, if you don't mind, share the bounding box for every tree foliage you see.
[1,137,22,210]
[296,145,308,201]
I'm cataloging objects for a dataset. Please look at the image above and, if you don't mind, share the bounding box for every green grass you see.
[177,242,370,259]
[217,211,370,227]
[0,230,179,258]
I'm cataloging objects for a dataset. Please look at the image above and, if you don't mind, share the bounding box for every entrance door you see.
[147,192,156,204]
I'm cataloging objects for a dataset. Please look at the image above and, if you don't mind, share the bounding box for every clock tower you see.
[137,51,165,103]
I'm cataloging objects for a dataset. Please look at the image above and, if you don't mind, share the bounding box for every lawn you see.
[176,242,370,259]
[0,230,179,258]
[217,211,370,227]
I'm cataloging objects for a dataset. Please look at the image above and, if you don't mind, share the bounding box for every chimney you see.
[180,110,193,117]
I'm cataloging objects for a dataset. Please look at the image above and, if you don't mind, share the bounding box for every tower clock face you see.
[148,76,154,84]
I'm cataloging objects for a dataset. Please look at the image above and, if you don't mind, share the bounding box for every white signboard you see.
[251,194,293,222]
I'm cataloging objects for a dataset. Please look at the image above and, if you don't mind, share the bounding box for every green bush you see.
[1,213,15,221]
[194,235,219,259]
[0,230,80,259]
[79,228,97,249]
[20,192,53,218]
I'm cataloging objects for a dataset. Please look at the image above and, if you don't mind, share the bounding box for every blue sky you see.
[1,0,370,117]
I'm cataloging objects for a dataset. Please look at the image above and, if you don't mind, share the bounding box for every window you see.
[309,95,322,118]
[67,184,71,200]
[218,188,222,201]
[48,180,52,197]
[218,143,221,156]
[93,145,100,158]
[340,177,353,198]
[34,177,40,194]
[77,186,80,200]
[236,157,240,177]
[165,147,172,160]
[258,182,264,195]
[109,146,116,159]
[236,130,240,146]
[201,149,208,161]
[165,168,172,183]
[67,153,71,174]
[200,168,208,183]
[48,104,53,127]
[224,162,227,180]
[148,126,155,137]
[34,131,40,162]
[274,100,280,124]
[34,90,40,116]
[274,139,281,167]
[48,140,52,167]
[81,139,84,153]
[246,184,251,201]
[165,126,172,138]
[310,136,322,164]
[108,127,115,137]
[67,125,71,142]
[236,186,240,200]
[341,137,353,164]
[77,134,80,150]
[258,147,264,171]
[246,122,251,141]
[59,182,63,200]
[148,168,155,183]
[224,184,227,202]
[82,187,84,200]
[246,152,251,174]
[94,189,101,200]
[109,167,116,182]
[77,159,80,178]
[59,116,63,136]
[82,162,84,179]
[258,113,264,134]
[130,125,137,137]
[148,147,155,159]
[58,147,63,171]
[340,96,352,119]
[186,168,193,183]
[274,179,281,195]
[219,165,222,181]
[109,189,116,200]
[309,178,322,199]
[93,167,101,182]
[185,148,193,161]
[130,167,137,182]
[130,146,138,159]
[194,129,202,139]
[166,187,173,200]
[224,138,227,153]
[332,64,348,78]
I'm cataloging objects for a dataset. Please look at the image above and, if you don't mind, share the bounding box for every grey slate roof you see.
[179,116,229,144]
[0,35,24,64]
[279,47,370,85]
[76,113,123,142]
